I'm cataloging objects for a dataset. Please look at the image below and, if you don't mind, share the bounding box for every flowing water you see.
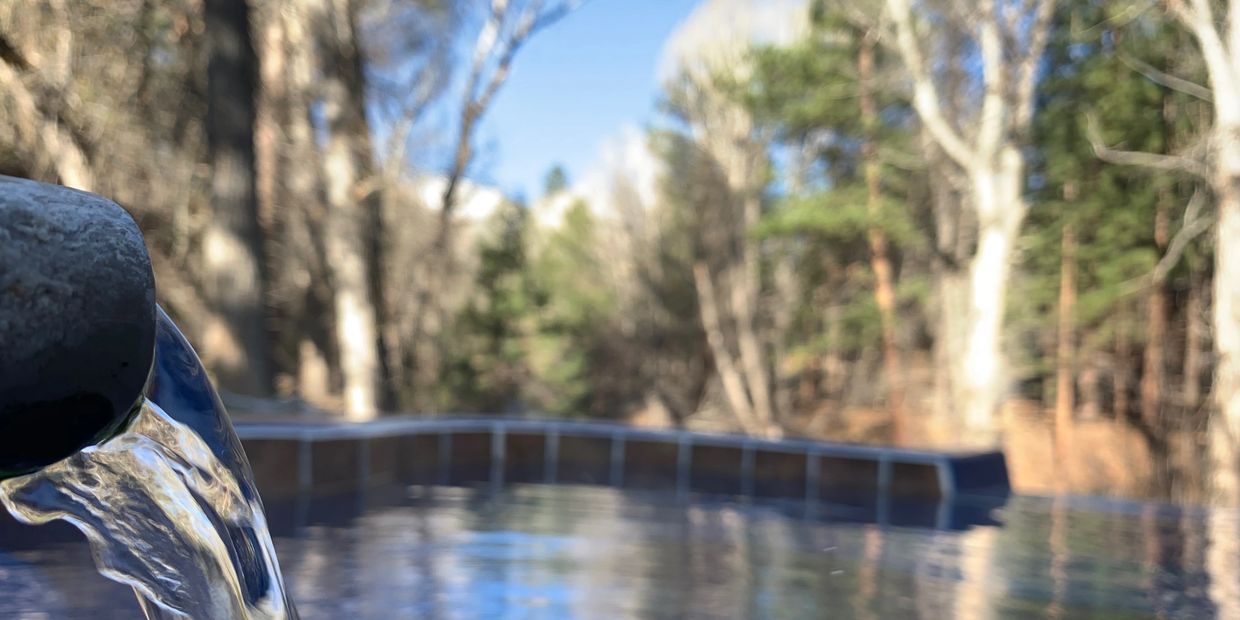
[0,399,291,620]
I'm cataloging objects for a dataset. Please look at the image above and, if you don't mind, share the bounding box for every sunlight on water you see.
[0,399,291,620]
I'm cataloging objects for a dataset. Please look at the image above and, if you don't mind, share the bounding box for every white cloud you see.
[658,0,808,82]
[532,124,662,230]
[411,174,507,222]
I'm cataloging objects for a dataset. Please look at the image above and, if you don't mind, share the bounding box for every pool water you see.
[0,484,1233,618]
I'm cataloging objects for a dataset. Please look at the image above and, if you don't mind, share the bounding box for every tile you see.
[688,444,743,496]
[311,439,362,495]
[556,435,612,485]
[242,439,301,500]
[753,450,807,499]
[448,432,492,485]
[819,456,879,495]
[504,432,546,483]
[368,436,400,486]
[398,434,440,485]
[622,440,680,491]
[890,462,941,499]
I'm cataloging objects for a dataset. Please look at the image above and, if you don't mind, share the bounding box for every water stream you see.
[0,398,293,620]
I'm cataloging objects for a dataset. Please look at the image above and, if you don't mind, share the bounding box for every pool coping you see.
[235,416,1010,504]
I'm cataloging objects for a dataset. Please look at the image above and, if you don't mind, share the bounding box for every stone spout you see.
[0,175,156,478]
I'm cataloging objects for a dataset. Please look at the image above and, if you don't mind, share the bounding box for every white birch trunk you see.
[323,172,381,421]
[961,148,1026,442]
[323,89,381,421]
[1209,126,1240,503]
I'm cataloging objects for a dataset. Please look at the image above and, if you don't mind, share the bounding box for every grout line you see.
[544,429,559,484]
[610,433,625,487]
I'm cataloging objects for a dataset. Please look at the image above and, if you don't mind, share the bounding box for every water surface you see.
[0,483,1234,618]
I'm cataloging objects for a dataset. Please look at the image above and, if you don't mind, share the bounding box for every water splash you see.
[0,399,292,620]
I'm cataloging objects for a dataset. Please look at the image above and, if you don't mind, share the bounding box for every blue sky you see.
[469,0,700,201]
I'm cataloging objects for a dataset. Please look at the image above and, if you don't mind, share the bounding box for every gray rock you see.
[0,175,156,475]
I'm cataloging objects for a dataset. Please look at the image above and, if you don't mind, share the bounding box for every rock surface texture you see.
[0,175,156,476]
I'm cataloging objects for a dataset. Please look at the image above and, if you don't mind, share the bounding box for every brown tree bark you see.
[283,0,338,404]
[1054,218,1076,459]
[1141,187,1171,431]
[1114,309,1132,420]
[1141,97,1177,435]
[859,29,905,444]
[201,0,274,396]
[1184,270,1205,408]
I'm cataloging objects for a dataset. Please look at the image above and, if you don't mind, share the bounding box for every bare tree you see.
[885,0,1056,443]
[316,0,387,420]
[0,30,93,190]
[406,0,582,405]
[1163,0,1240,508]
[201,0,275,396]
[664,76,780,438]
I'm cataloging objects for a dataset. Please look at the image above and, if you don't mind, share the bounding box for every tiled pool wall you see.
[238,418,1010,525]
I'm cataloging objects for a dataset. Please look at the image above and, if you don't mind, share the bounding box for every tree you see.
[885,0,1056,443]
[440,201,539,412]
[407,0,583,408]
[527,200,618,415]
[1159,0,1240,508]
[201,0,274,396]
[544,164,569,196]
[1031,2,1209,490]
[655,120,778,437]
[741,1,917,441]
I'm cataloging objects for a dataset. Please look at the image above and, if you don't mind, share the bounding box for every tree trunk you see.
[730,207,778,434]
[1142,95,1177,435]
[927,135,968,429]
[825,300,847,401]
[1143,182,1173,497]
[1114,308,1131,420]
[0,32,94,190]
[321,0,381,420]
[859,31,905,444]
[693,262,762,435]
[771,250,797,420]
[254,3,285,238]
[202,0,274,396]
[327,0,397,411]
[1185,269,1205,408]
[1054,219,1076,459]
[283,0,339,401]
[960,148,1026,443]
[1199,35,1240,619]
[1078,359,1103,420]
[1209,128,1240,503]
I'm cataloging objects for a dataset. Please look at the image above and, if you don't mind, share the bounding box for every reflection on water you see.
[0,483,1235,618]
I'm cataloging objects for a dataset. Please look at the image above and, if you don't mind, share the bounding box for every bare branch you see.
[1119,52,1213,101]
[1152,188,1211,283]
[885,0,976,167]
[1014,0,1058,129]
[1119,188,1212,296]
[1172,0,1240,114]
[1086,113,1211,178]
[0,29,94,189]
[975,2,1005,157]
